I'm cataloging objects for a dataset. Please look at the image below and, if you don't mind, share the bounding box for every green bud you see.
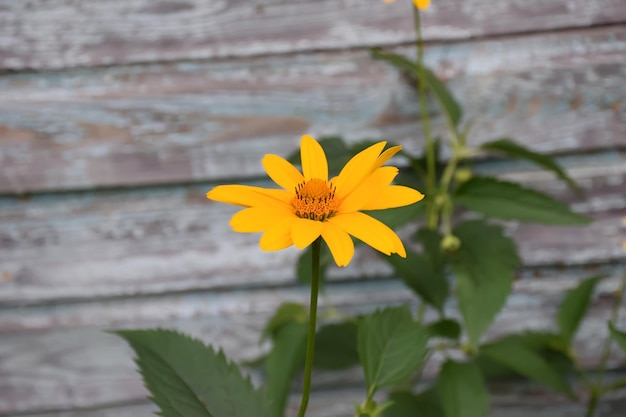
[434,193,449,208]
[440,234,461,253]
[454,167,473,183]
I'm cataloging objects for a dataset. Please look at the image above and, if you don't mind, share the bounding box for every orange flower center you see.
[292,178,340,222]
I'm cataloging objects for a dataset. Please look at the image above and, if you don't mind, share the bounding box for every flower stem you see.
[413,6,437,230]
[584,273,626,417]
[296,238,322,417]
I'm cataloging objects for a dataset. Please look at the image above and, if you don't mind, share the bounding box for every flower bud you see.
[454,167,473,184]
[440,234,461,253]
[434,193,449,208]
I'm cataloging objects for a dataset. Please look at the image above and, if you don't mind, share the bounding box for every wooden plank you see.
[1,0,625,71]
[1,26,625,193]
[1,152,624,306]
[1,272,625,413]
[6,388,626,417]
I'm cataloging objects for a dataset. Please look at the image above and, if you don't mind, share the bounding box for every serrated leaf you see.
[314,321,360,370]
[264,322,308,417]
[371,48,462,127]
[427,319,461,340]
[416,228,445,273]
[437,360,489,417]
[557,276,600,343]
[481,138,582,196]
[114,329,266,417]
[480,340,574,397]
[261,302,307,341]
[384,388,444,417]
[609,321,626,355]
[449,220,520,348]
[387,248,448,312]
[455,176,590,225]
[477,331,574,380]
[358,306,429,393]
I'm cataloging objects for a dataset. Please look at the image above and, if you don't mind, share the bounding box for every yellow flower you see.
[207,135,424,267]
[383,0,431,10]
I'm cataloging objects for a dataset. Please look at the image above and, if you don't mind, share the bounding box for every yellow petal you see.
[331,212,406,257]
[229,206,292,232]
[370,145,402,172]
[321,221,355,267]
[260,218,294,251]
[262,154,304,191]
[339,166,398,213]
[291,218,324,249]
[207,185,291,208]
[300,135,328,181]
[333,141,386,200]
[413,0,430,10]
[361,185,425,210]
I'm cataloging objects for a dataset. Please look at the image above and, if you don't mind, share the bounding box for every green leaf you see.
[449,220,520,348]
[371,48,462,127]
[314,321,360,370]
[455,176,590,225]
[476,332,574,380]
[384,388,444,417]
[416,228,445,273]
[387,248,448,313]
[264,322,308,417]
[557,276,600,343]
[261,302,307,341]
[480,340,574,397]
[358,306,429,393]
[481,138,582,196]
[609,321,626,355]
[437,360,489,417]
[427,319,461,340]
[114,329,266,417]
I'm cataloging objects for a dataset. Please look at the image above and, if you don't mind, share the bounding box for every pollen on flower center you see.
[292,178,340,221]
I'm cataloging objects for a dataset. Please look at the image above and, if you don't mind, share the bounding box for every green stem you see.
[296,238,322,417]
[596,275,626,384]
[413,6,437,229]
[584,274,626,417]
[416,300,426,324]
[584,391,599,417]
[601,378,626,395]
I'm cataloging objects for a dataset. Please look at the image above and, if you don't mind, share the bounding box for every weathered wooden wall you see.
[0,0,625,416]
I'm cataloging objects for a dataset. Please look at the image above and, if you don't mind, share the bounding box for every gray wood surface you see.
[1,0,625,70]
[1,272,625,414]
[5,387,626,417]
[1,25,625,193]
[1,1,625,416]
[1,151,624,306]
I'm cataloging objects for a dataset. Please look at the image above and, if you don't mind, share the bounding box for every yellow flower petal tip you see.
[383,0,430,9]
[413,0,430,9]
[208,135,424,267]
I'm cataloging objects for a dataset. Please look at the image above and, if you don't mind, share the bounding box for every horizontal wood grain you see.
[2,374,625,417]
[1,26,625,193]
[1,271,625,414]
[1,151,624,306]
[5,385,626,417]
[1,0,625,71]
